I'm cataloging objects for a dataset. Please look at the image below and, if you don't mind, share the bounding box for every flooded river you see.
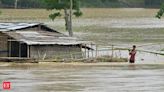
[0,8,164,92]
[1,63,164,92]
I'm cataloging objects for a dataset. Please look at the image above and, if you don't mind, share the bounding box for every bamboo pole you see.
[37,47,40,60]
[111,45,114,59]
[88,49,89,58]
[96,45,98,57]
[85,44,87,58]
[113,47,164,56]
[80,44,84,58]
[119,50,121,58]
[27,45,30,58]
[91,43,93,58]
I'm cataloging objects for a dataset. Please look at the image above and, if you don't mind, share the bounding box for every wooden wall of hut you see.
[0,32,8,57]
[30,45,82,60]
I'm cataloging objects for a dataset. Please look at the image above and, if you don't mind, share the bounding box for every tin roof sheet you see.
[0,23,40,31]
[6,30,90,45]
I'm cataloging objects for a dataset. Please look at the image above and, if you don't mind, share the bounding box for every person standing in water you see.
[129,45,136,63]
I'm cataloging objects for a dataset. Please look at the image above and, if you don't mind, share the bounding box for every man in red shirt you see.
[129,45,136,63]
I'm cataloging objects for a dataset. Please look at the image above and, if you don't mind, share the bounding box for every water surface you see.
[0,63,164,92]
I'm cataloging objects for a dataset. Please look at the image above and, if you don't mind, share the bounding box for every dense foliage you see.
[156,4,164,19]
[1,0,164,8]
[45,0,82,19]
[44,0,82,36]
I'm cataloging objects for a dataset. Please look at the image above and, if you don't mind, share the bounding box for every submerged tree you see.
[44,0,82,37]
[156,4,164,19]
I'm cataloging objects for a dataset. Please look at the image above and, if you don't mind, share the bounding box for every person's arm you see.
[134,50,137,55]
[129,50,132,55]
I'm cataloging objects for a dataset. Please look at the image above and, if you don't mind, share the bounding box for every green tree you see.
[156,4,164,19]
[44,0,82,36]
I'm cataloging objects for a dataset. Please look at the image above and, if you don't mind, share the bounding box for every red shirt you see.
[129,50,136,61]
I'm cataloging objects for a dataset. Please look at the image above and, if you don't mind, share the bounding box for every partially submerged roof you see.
[6,30,92,46]
[0,22,93,49]
[0,22,41,31]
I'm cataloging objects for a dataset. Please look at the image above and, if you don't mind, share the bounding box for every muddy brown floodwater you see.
[1,63,164,92]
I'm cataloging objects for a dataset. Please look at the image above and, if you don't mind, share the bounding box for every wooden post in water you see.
[91,43,93,58]
[96,45,98,57]
[80,44,83,58]
[119,50,121,58]
[27,45,30,58]
[111,45,114,59]
[85,44,87,58]
[88,49,89,59]
[37,45,40,60]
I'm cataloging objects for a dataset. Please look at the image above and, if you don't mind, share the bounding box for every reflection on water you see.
[1,64,164,92]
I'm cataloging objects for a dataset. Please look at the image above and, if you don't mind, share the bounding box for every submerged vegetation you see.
[47,56,128,63]
[96,56,128,62]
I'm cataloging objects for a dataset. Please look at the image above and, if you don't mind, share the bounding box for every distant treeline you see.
[0,0,164,8]
[0,0,45,8]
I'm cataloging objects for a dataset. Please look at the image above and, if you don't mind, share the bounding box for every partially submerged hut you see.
[0,22,91,60]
